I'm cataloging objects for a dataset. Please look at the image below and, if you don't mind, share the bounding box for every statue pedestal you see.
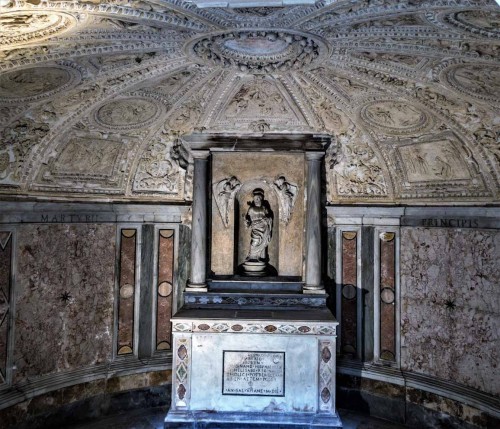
[165,307,342,428]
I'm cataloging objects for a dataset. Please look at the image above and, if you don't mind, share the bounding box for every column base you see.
[302,286,326,295]
[165,410,342,428]
[186,282,208,292]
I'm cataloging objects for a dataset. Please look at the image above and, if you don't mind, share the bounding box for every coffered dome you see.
[0,0,498,204]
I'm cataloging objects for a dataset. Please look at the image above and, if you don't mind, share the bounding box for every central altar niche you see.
[211,152,304,279]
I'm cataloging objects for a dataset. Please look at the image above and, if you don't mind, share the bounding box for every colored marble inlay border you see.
[117,229,137,355]
[380,233,396,362]
[156,229,174,351]
[0,232,12,384]
[341,232,357,357]
[173,321,337,336]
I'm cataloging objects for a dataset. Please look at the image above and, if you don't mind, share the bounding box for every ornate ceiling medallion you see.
[443,9,500,39]
[0,11,77,46]
[187,30,328,73]
[94,97,162,130]
[360,100,430,136]
[442,64,500,105]
[0,65,79,103]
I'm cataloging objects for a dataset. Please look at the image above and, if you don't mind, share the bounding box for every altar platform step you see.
[165,411,343,428]
[184,291,326,310]
[208,276,303,292]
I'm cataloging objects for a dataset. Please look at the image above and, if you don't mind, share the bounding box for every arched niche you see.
[235,180,279,274]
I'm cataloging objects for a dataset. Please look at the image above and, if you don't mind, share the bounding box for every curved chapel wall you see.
[328,206,500,427]
[0,203,189,428]
[0,203,499,428]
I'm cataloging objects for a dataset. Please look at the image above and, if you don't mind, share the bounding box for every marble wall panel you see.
[0,232,12,384]
[117,229,137,356]
[156,229,174,351]
[380,233,396,362]
[341,232,357,358]
[14,224,116,383]
[400,227,500,396]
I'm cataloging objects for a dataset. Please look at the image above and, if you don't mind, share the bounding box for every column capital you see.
[305,151,324,161]
[192,150,210,160]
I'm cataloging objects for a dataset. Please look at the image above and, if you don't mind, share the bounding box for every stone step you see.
[184,291,326,309]
[207,277,303,292]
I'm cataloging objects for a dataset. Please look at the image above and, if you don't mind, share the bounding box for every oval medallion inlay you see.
[158,281,173,297]
[342,284,357,300]
[120,284,134,299]
[381,287,395,305]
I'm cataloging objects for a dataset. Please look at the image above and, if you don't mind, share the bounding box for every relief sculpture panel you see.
[0,66,76,102]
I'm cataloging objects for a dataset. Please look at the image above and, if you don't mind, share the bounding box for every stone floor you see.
[65,407,407,429]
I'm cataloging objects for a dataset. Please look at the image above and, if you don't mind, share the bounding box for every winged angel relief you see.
[213,176,241,227]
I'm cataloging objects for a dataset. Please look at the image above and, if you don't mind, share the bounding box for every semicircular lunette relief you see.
[187,29,328,73]
[0,66,77,103]
[94,97,162,131]
[359,100,431,136]
[442,64,500,105]
[443,9,500,39]
[0,11,77,46]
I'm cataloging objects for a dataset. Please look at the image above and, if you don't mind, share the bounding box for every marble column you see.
[304,151,325,294]
[187,150,209,292]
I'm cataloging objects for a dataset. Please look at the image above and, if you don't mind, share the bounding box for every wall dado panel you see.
[0,203,188,428]
[328,207,500,428]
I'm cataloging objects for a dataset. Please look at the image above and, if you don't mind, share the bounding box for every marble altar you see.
[165,306,341,428]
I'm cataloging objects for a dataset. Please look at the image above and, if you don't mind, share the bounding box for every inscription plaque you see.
[222,351,285,397]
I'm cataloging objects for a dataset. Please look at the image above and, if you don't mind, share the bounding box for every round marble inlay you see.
[188,29,327,73]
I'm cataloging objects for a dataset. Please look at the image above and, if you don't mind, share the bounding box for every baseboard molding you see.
[0,355,172,411]
[337,361,500,419]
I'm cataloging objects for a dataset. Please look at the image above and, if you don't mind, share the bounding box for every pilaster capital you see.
[305,151,324,161]
[192,150,210,160]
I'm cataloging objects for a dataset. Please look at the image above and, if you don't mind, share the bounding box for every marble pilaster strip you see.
[187,151,210,291]
[304,152,324,292]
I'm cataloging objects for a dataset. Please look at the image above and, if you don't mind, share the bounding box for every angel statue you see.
[213,176,241,227]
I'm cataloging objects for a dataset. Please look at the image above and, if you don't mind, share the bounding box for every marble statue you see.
[245,188,272,262]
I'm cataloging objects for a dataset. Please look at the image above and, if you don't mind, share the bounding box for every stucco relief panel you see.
[359,99,432,137]
[378,132,489,199]
[442,64,500,105]
[212,77,309,132]
[35,136,128,193]
[327,131,389,201]
[0,11,78,46]
[0,65,80,103]
[14,224,116,383]
[400,227,500,396]
[94,97,161,130]
[132,134,192,198]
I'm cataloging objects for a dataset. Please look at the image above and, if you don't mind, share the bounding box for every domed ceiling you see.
[0,0,499,203]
